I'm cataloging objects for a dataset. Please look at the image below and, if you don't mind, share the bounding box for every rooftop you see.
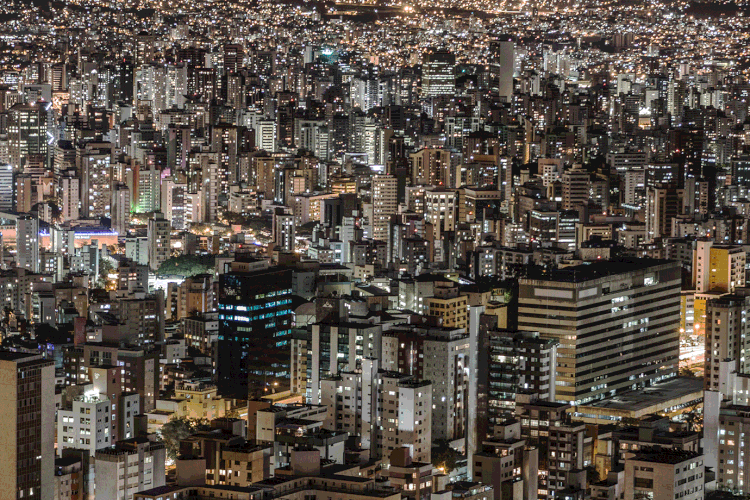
[577,377,704,414]
[630,448,702,465]
[523,258,674,283]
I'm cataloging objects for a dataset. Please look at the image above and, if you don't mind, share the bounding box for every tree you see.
[679,366,698,378]
[96,258,115,289]
[157,255,215,278]
[617,417,641,428]
[586,465,601,484]
[431,439,462,473]
[159,416,210,460]
[683,404,703,432]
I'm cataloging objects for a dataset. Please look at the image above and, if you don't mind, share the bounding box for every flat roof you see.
[578,377,703,414]
[631,449,701,465]
[0,351,43,362]
[523,258,674,283]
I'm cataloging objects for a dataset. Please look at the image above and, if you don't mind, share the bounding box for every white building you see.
[95,438,166,500]
[320,358,432,464]
[57,390,113,456]
[17,214,40,272]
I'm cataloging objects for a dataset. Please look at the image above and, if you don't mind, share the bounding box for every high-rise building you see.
[517,399,587,499]
[8,101,50,170]
[16,173,34,213]
[222,44,245,75]
[623,449,705,500]
[321,358,432,464]
[307,299,382,404]
[175,274,214,320]
[482,329,558,425]
[78,141,114,218]
[489,39,514,101]
[704,294,750,396]
[372,174,397,242]
[217,263,293,399]
[561,166,590,211]
[147,212,170,272]
[518,259,681,405]
[111,184,131,236]
[693,239,745,294]
[691,240,746,338]
[57,390,113,457]
[272,207,295,252]
[0,352,55,500]
[0,163,13,211]
[381,324,469,442]
[17,214,40,272]
[422,51,455,97]
[60,171,80,222]
[646,185,681,241]
[425,282,469,329]
[95,438,166,500]
[473,421,537,500]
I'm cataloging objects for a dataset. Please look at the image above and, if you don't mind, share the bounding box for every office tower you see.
[560,166,590,210]
[217,264,293,399]
[489,39,514,101]
[518,259,681,405]
[321,358,432,464]
[255,119,277,152]
[95,439,166,499]
[372,174,397,242]
[272,207,295,252]
[381,325,468,442]
[0,352,55,500]
[111,184,131,236]
[8,101,50,170]
[422,50,455,96]
[147,212,170,272]
[17,214,40,272]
